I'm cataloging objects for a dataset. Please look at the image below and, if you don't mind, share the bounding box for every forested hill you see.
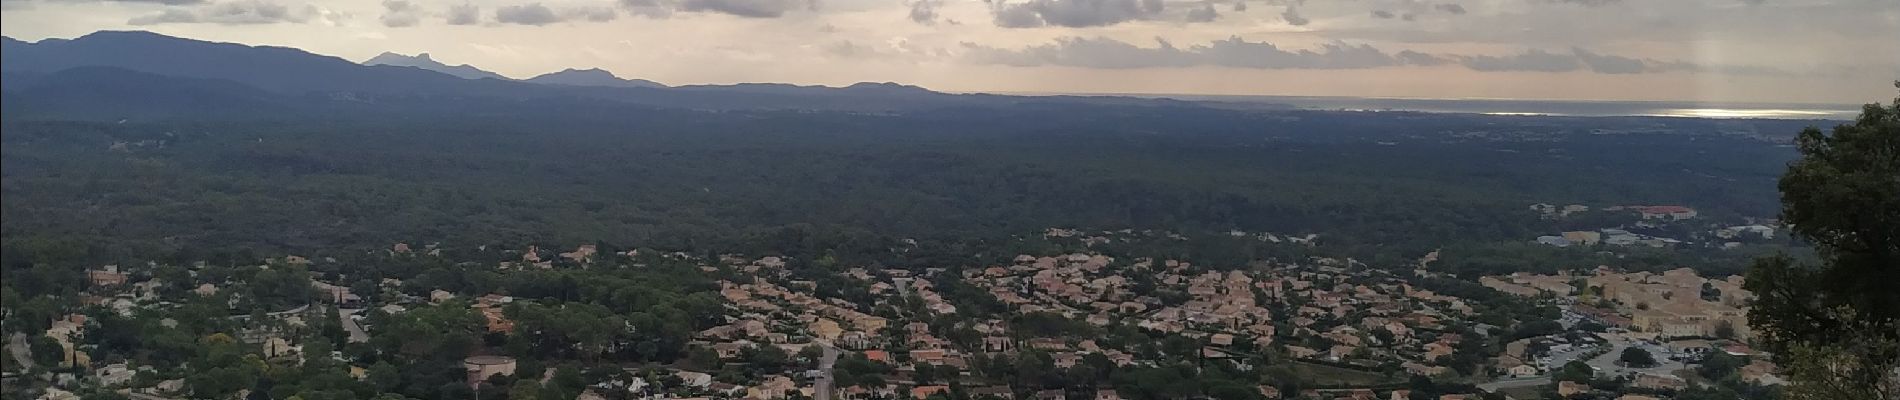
[0,30,1830,275]
[0,31,1190,113]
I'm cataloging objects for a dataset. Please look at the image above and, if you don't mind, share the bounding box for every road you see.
[6,333,36,371]
[1477,376,1548,392]
[813,343,841,400]
[338,308,369,343]
[128,392,182,400]
[1542,342,1603,371]
[1586,339,1684,378]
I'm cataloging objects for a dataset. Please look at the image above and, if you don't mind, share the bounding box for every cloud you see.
[1279,5,1306,25]
[1548,0,1619,6]
[1648,60,1788,76]
[1395,50,1448,66]
[495,2,560,25]
[1370,10,1393,19]
[1231,0,1244,11]
[677,0,813,18]
[447,3,479,24]
[488,3,617,25]
[102,0,206,4]
[965,37,1192,68]
[990,0,1167,28]
[908,0,938,24]
[1433,3,1464,14]
[992,2,1043,27]
[1453,48,1651,73]
[571,5,617,21]
[127,0,313,25]
[1185,2,1217,22]
[1569,47,1647,74]
[963,36,1742,75]
[963,36,1419,69]
[380,0,420,27]
[619,1,673,17]
[615,0,672,17]
[823,40,896,59]
[1455,49,1580,72]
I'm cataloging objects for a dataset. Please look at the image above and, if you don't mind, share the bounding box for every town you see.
[1,228,1784,400]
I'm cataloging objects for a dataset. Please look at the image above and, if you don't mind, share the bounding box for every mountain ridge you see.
[363,52,511,81]
[0,30,1214,114]
[525,67,667,88]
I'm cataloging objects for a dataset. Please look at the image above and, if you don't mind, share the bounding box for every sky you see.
[2,0,1896,104]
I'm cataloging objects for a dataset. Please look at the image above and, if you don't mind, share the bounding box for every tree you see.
[686,347,722,370]
[1711,320,1736,340]
[1552,361,1593,383]
[1746,83,1900,400]
[1618,347,1656,368]
[508,380,542,400]
[745,344,790,373]
[798,344,824,364]
[1698,352,1747,381]
[29,335,65,367]
[367,362,401,393]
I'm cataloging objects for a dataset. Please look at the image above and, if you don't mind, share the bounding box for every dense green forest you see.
[1,100,1814,278]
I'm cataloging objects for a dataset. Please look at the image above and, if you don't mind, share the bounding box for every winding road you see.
[813,343,841,400]
[7,333,36,371]
[339,308,369,343]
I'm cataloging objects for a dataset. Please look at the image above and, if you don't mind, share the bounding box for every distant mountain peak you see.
[363,51,506,80]
[77,30,167,40]
[526,67,666,89]
[844,81,935,94]
[370,51,433,62]
[557,67,613,76]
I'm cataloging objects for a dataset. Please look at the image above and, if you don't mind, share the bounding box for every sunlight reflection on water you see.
[1650,108,1842,118]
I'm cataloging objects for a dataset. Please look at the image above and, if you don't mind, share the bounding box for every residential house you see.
[1557,381,1588,397]
[1632,206,1697,220]
[1536,236,1573,247]
[1562,231,1602,246]
[810,319,844,341]
[863,350,889,363]
[1053,352,1080,369]
[910,349,947,365]
[1632,373,1686,390]
[1285,346,1320,359]
[983,336,1014,352]
[1740,360,1785,386]
[969,386,1015,400]
[1028,338,1069,351]
[88,266,129,287]
[839,331,874,350]
[709,383,746,397]
[747,376,798,399]
[912,385,950,399]
[712,342,752,359]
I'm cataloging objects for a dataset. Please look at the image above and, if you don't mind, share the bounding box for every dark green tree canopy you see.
[1778,87,1900,316]
[1747,82,1900,400]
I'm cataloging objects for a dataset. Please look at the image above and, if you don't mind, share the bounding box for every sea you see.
[1093,94,1864,120]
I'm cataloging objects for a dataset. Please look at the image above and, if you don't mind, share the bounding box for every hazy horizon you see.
[3,0,1896,105]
